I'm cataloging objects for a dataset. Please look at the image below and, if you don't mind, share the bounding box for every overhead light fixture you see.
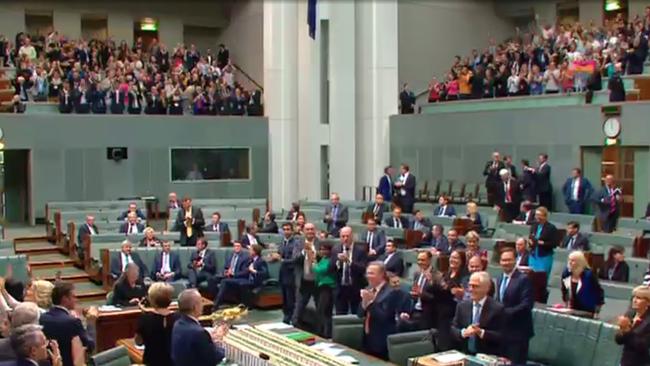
[605,1,622,12]
[140,18,158,31]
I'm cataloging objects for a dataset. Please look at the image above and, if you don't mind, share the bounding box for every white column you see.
[355,0,399,198]
[264,0,299,210]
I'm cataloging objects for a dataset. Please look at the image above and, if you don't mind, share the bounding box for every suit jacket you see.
[529,221,558,257]
[366,202,390,222]
[562,177,594,204]
[535,163,552,193]
[430,235,450,254]
[174,207,205,245]
[562,233,590,251]
[357,285,410,358]
[495,270,534,338]
[258,220,279,234]
[188,249,217,276]
[504,164,518,179]
[119,222,145,234]
[109,90,125,113]
[331,243,368,288]
[520,169,537,201]
[494,178,522,209]
[451,297,504,355]
[292,238,320,281]
[324,204,349,233]
[515,251,529,267]
[223,251,250,279]
[247,256,270,287]
[483,160,505,185]
[171,314,224,366]
[360,230,387,256]
[204,222,230,234]
[379,252,404,277]
[384,216,408,229]
[110,251,148,280]
[77,223,98,243]
[144,95,166,115]
[117,209,146,221]
[514,210,535,225]
[434,205,456,217]
[277,237,298,285]
[241,233,264,248]
[616,310,650,366]
[599,261,630,283]
[152,251,182,281]
[40,306,95,366]
[596,186,621,219]
[397,173,416,206]
[377,175,393,201]
[409,218,432,231]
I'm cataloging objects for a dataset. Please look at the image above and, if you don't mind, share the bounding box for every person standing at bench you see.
[119,212,145,234]
[494,169,522,223]
[616,285,650,366]
[323,193,349,237]
[496,248,534,366]
[332,227,367,315]
[560,251,604,316]
[187,238,216,289]
[528,207,558,281]
[377,166,394,203]
[596,174,622,233]
[313,241,336,338]
[394,164,416,213]
[213,244,268,309]
[292,223,320,326]
[451,271,504,356]
[534,154,553,210]
[360,218,386,261]
[519,160,537,203]
[483,152,505,206]
[174,196,204,247]
[562,168,593,214]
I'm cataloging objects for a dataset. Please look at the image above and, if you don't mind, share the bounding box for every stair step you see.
[74,282,107,301]
[27,252,74,267]
[15,241,60,255]
[32,266,89,282]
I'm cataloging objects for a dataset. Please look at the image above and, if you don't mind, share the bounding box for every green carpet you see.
[27,252,71,262]
[73,281,106,295]
[31,266,87,279]
[15,241,56,250]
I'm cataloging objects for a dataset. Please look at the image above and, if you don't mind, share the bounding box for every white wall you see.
[579,0,603,24]
[217,0,264,89]
[629,0,648,18]
[398,0,516,92]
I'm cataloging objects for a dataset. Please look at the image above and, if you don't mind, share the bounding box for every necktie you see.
[342,247,351,285]
[186,210,193,237]
[367,232,374,250]
[468,302,482,353]
[332,206,338,222]
[440,206,446,216]
[129,224,133,234]
[505,182,512,203]
[568,236,575,250]
[609,188,617,213]
[364,288,377,334]
[373,204,379,215]
[499,275,509,301]
[123,255,131,271]
[230,254,238,272]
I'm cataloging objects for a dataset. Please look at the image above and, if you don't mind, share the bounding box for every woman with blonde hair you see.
[464,201,484,232]
[135,282,178,366]
[561,251,604,316]
[0,279,54,314]
[616,285,650,365]
[465,231,487,260]
[139,227,162,247]
[528,207,558,277]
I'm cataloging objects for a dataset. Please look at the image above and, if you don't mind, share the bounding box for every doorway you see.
[133,19,159,51]
[1,150,31,225]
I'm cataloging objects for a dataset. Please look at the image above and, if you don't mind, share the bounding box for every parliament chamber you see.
[3,0,650,366]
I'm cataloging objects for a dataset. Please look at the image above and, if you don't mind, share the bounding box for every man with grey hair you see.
[171,290,225,366]
[10,324,61,365]
[332,226,367,315]
[292,222,320,325]
[0,303,41,361]
[323,193,349,237]
[495,168,521,223]
[451,271,504,356]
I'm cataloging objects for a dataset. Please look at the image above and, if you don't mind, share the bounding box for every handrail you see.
[233,63,264,92]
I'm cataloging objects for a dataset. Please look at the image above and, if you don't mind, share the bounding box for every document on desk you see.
[336,355,359,364]
[256,322,293,331]
[98,305,122,312]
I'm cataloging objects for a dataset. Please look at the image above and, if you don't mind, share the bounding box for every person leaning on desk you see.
[560,251,604,317]
[616,285,650,366]
[112,263,147,307]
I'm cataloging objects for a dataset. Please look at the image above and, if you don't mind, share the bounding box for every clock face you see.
[603,117,621,138]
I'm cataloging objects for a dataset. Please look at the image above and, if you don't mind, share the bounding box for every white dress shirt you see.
[161,252,171,273]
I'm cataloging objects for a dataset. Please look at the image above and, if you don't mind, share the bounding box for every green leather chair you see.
[592,323,623,366]
[89,345,130,366]
[332,315,364,351]
[387,330,435,366]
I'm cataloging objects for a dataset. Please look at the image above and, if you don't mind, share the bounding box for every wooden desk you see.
[116,338,143,364]
[96,298,213,352]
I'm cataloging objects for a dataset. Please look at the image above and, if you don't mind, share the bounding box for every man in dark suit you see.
[110,240,148,281]
[358,262,411,359]
[152,241,182,282]
[213,244,269,308]
[360,218,387,260]
[515,238,530,268]
[119,212,145,234]
[323,193,349,237]
[512,201,535,225]
[209,242,249,300]
[394,164,416,213]
[483,152,505,206]
[503,155,518,179]
[332,227,368,315]
[434,195,456,217]
[447,229,465,252]
[58,82,73,113]
[77,215,98,244]
[109,85,125,114]
[40,282,96,366]
[117,202,146,221]
[291,223,322,325]
[187,238,217,288]
[401,251,436,331]
[366,193,390,223]
[379,240,404,277]
[204,212,230,234]
[272,223,299,323]
[562,221,591,251]
[377,166,394,202]
[451,271,504,356]
[174,197,205,246]
[241,223,263,248]
[496,248,534,365]
[429,224,449,253]
[535,154,553,210]
[495,169,522,223]
[172,289,225,366]
[384,206,408,229]
[562,168,594,214]
[7,324,52,366]
[409,210,432,231]
[596,174,622,233]
[519,160,537,203]
[144,87,166,115]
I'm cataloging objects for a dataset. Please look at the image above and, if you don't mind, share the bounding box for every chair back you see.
[89,345,131,366]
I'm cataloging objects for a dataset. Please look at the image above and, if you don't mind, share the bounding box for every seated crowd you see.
[0,31,263,116]
[400,9,650,113]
